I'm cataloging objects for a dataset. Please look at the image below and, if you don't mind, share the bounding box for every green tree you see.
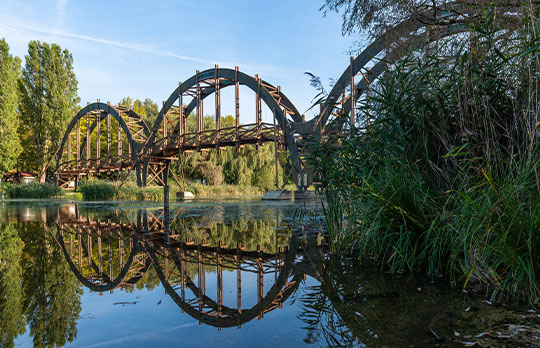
[18,41,79,177]
[0,224,26,348]
[118,97,159,129]
[0,39,22,176]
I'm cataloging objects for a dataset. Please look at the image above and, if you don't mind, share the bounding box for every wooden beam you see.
[215,64,221,152]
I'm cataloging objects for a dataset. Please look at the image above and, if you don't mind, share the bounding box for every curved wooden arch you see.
[141,67,304,187]
[53,102,150,186]
[58,102,148,163]
[295,2,520,135]
[80,106,150,152]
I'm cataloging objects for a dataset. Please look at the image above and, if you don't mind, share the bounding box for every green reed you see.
[309,7,540,304]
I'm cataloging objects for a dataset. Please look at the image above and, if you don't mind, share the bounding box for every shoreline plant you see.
[309,7,540,304]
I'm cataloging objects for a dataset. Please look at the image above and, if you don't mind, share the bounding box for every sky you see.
[0,0,361,123]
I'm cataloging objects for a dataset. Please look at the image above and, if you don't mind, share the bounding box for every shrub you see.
[78,180,118,200]
[5,182,62,199]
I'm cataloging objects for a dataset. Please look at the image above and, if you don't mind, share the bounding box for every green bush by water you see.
[309,10,540,304]
[5,182,62,199]
[78,180,118,200]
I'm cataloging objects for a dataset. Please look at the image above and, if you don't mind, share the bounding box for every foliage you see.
[310,11,540,303]
[5,182,62,199]
[0,39,22,175]
[78,179,118,200]
[322,0,530,39]
[18,41,79,176]
[119,96,159,128]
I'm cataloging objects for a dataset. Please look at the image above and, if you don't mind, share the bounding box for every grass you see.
[5,182,62,199]
[308,9,540,305]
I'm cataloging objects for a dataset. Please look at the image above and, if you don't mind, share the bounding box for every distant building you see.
[4,171,37,184]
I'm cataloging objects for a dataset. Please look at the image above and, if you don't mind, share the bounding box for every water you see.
[0,199,537,348]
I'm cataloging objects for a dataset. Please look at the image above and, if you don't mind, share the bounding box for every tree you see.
[118,97,159,129]
[18,41,79,177]
[0,39,22,175]
[321,0,529,40]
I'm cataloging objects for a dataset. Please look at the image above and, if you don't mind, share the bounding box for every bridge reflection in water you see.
[49,204,326,330]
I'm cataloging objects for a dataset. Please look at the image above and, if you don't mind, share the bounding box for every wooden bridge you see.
[49,3,499,191]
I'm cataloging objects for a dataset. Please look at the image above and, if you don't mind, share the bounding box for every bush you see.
[5,182,62,199]
[78,180,118,200]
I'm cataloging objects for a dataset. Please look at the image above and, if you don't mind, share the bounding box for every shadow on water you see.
[1,201,538,348]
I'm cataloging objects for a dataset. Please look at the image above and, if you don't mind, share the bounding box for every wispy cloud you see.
[0,21,218,65]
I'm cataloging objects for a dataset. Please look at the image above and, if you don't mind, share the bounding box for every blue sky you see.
[0,0,360,122]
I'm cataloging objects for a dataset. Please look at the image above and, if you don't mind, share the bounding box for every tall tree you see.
[18,41,79,177]
[0,39,22,175]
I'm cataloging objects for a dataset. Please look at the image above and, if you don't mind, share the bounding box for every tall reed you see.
[310,6,540,303]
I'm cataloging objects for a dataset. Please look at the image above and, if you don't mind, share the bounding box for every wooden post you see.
[196,70,201,149]
[350,56,355,126]
[273,108,279,189]
[163,160,170,210]
[235,66,240,153]
[178,82,183,149]
[76,117,80,168]
[107,102,111,163]
[215,64,221,152]
[117,118,122,167]
[162,101,167,148]
[67,132,71,166]
[128,110,132,160]
[255,74,261,148]
[96,100,101,167]
[86,103,91,168]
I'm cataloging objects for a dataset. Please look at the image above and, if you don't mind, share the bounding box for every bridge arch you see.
[295,2,519,136]
[141,66,306,188]
[53,101,150,188]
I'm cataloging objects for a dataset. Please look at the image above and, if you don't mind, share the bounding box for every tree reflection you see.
[19,222,82,348]
[0,224,26,348]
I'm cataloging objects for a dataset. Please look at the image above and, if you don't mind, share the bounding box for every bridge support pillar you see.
[136,162,143,187]
[163,160,170,205]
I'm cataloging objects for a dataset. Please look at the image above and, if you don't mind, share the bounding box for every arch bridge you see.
[51,3,508,190]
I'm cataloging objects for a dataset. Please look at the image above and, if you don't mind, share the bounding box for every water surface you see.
[0,199,535,348]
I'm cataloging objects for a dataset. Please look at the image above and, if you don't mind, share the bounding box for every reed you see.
[310,8,540,304]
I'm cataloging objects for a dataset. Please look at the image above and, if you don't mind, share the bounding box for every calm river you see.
[0,198,535,348]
